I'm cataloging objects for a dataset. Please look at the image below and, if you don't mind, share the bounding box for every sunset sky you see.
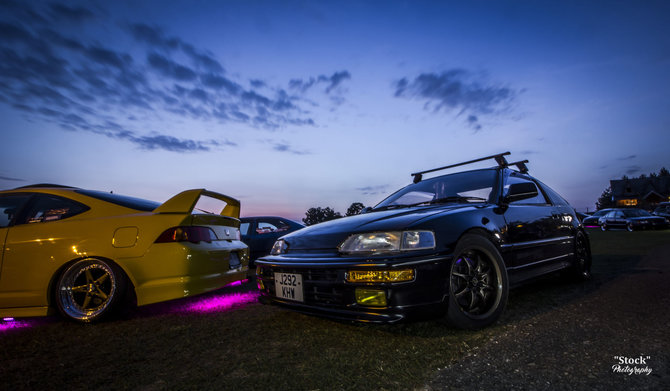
[1,0,669,220]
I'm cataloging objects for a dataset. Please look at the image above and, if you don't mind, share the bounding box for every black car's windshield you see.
[374,169,497,210]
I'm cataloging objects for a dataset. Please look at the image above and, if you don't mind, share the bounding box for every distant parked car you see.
[599,208,668,231]
[240,217,304,266]
[582,209,614,227]
[652,202,670,222]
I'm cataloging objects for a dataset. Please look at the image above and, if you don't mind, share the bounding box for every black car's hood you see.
[281,203,481,250]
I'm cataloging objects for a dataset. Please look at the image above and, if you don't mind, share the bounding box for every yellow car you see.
[0,185,249,323]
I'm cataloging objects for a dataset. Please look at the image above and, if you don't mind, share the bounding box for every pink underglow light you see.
[185,290,259,313]
[225,279,248,288]
[0,318,29,332]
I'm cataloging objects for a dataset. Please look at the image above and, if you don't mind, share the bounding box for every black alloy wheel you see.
[446,233,508,329]
[567,230,592,281]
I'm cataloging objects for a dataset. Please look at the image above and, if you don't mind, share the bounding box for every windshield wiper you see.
[373,196,487,211]
[410,196,487,207]
[371,204,409,211]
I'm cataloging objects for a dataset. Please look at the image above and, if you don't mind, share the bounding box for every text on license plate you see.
[274,272,304,302]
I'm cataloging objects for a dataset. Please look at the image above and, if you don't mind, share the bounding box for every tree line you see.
[302,202,366,226]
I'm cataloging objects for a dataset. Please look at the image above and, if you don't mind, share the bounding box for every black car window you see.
[0,194,32,228]
[76,189,160,211]
[268,219,291,232]
[623,209,651,217]
[20,194,90,224]
[375,169,496,209]
[240,222,250,235]
[257,219,290,234]
[504,174,548,205]
[536,180,569,206]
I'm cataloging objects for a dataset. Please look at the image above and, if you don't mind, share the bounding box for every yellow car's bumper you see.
[119,240,249,306]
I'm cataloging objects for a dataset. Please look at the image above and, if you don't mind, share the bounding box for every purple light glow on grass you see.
[184,290,260,313]
[0,318,31,332]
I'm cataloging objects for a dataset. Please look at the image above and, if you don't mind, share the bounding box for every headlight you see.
[270,239,288,255]
[346,269,415,283]
[339,231,435,254]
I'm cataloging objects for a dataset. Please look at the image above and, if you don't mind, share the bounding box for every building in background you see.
[610,177,670,209]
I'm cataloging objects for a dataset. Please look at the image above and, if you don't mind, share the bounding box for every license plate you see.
[274,272,304,302]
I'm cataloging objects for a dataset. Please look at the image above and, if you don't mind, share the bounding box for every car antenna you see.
[411,152,511,183]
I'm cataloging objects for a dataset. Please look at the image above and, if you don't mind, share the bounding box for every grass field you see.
[1,229,668,390]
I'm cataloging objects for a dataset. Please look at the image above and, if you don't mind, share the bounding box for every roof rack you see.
[411,152,529,183]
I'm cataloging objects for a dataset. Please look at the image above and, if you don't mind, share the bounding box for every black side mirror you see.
[505,182,539,203]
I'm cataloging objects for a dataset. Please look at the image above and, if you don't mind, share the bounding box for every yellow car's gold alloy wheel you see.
[57,258,118,322]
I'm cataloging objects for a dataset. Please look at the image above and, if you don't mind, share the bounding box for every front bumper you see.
[255,254,451,323]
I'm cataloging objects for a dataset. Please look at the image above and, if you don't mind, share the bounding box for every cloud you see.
[85,46,131,70]
[0,175,25,182]
[128,23,180,50]
[200,73,241,94]
[269,141,310,155]
[467,114,482,132]
[48,3,95,23]
[125,134,212,152]
[323,71,351,93]
[618,155,637,161]
[0,3,337,153]
[289,70,351,94]
[356,185,389,195]
[394,69,517,130]
[147,52,197,81]
[625,165,641,175]
[129,23,224,73]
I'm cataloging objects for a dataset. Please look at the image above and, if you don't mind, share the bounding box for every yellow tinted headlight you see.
[346,269,415,283]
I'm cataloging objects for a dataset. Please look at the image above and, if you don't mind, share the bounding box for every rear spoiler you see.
[153,189,241,218]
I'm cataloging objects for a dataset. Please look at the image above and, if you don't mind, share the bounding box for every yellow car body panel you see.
[0,186,249,320]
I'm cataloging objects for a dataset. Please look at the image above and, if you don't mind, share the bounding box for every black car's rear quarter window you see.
[76,190,160,211]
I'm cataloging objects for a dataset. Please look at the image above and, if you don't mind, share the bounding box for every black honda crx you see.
[256,152,591,329]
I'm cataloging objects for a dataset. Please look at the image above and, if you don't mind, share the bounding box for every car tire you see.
[627,223,634,232]
[601,223,608,231]
[566,230,592,281]
[445,233,508,330]
[55,258,127,323]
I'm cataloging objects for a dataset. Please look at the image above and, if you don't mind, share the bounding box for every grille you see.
[259,266,348,307]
